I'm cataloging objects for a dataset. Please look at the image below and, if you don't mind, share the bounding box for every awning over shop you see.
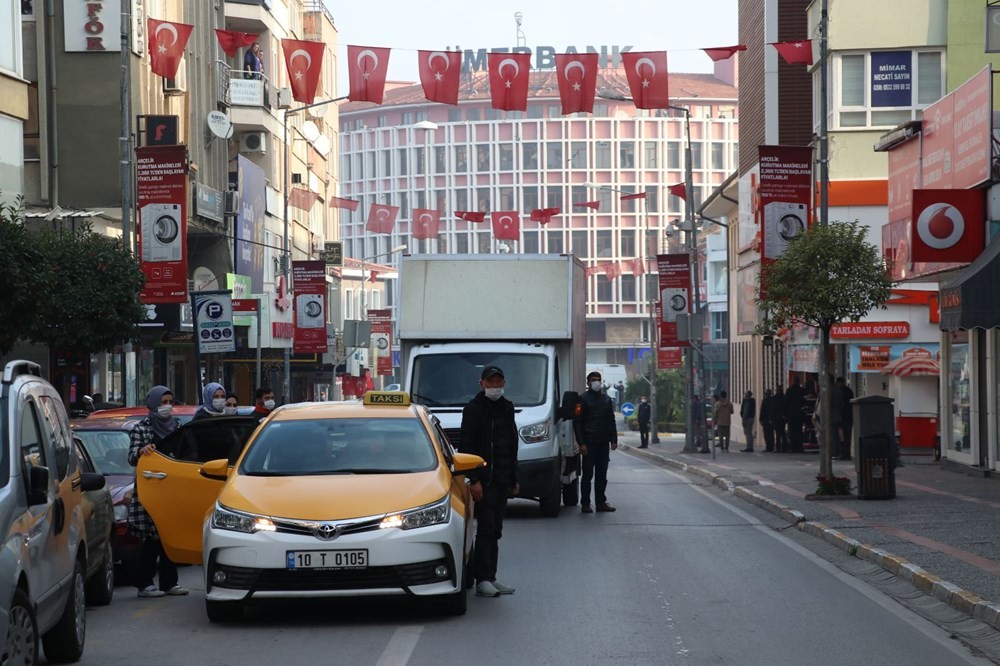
[939,235,1000,330]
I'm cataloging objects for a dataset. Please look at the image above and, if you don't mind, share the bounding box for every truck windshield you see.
[411,353,548,408]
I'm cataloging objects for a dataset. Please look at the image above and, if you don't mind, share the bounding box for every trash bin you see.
[851,395,896,500]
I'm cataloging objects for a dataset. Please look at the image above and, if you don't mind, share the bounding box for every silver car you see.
[0,360,106,664]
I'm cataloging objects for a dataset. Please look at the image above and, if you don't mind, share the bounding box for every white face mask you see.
[263,399,276,410]
[590,381,603,392]
[484,387,504,401]
[212,398,227,411]
[157,405,173,418]
[223,406,238,415]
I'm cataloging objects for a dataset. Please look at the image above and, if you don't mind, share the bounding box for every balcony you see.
[228,72,283,136]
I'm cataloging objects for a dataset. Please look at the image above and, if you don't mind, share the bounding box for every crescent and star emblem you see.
[357,49,379,80]
[376,208,391,220]
[498,58,520,88]
[498,215,513,229]
[290,49,312,82]
[635,57,657,88]
[418,213,434,228]
[428,52,449,81]
[564,60,586,92]
[154,23,178,55]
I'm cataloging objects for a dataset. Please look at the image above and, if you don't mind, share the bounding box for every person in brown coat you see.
[712,391,735,451]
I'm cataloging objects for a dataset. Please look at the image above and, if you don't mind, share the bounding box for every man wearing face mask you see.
[574,370,618,513]
[459,366,519,598]
[253,387,276,423]
[637,395,652,448]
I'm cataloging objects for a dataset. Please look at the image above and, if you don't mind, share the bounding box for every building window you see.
[570,141,587,168]
[546,187,563,210]
[477,231,491,253]
[523,232,540,253]
[621,275,636,301]
[383,149,392,175]
[476,144,490,171]
[434,146,447,173]
[456,233,470,253]
[499,144,514,170]
[711,312,728,340]
[571,185,589,206]
[595,142,611,168]
[448,108,462,122]
[499,186,515,209]
[522,186,539,212]
[596,276,613,301]
[644,142,657,168]
[476,187,490,210]
[571,230,587,258]
[593,103,609,117]
[402,112,415,125]
[667,142,680,169]
[829,50,944,130]
[711,142,725,170]
[455,145,468,172]
[399,192,409,217]
[527,104,544,119]
[397,149,407,175]
[586,320,607,342]
[547,232,563,254]
[620,231,636,258]
[595,230,613,257]
[415,147,425,174]
[455,189,468,211]
[466,108,480,121]
[522,143,539,169]
[620,142,635,168]
[691,142,703,169]
[546,143,563,168]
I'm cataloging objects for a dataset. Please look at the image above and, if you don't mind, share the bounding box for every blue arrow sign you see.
[621,402,635,417]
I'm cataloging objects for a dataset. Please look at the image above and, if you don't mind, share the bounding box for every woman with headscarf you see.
[192,381,228,421]
[127,385,188,598]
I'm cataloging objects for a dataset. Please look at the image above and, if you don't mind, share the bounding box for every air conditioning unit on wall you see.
[240,132,267,154]
[163,68,187,95]
[311,234,325,253]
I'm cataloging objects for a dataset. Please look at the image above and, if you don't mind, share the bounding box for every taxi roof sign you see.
[363,391,410,406]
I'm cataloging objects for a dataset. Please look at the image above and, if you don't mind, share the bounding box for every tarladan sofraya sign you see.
[292,260,327,354]
[656,254,691,348]
[758,145,813,265]
[136,145,188,304]
[367,309,393,376]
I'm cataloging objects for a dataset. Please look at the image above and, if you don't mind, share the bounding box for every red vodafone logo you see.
[911,189,984,263]
[916,203,964,249]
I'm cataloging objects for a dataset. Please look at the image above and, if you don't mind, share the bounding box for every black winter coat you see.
[459,392,518,488]
[574,389,618,446]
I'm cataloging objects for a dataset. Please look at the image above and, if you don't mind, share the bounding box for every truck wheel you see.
[539,492,561,517]
[562,480,579,507]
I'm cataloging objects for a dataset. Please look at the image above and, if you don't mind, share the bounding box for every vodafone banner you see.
[368,309,393,376]
[136,145,188,304]
[657,254,691,348]
[758,145,813,265]
[292,260,327,354]
[911,189,985,263]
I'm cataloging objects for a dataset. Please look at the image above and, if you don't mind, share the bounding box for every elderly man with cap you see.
[459,365,519,598]
[574,370,618,513]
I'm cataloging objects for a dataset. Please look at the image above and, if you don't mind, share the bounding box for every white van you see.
[590,364,628,391]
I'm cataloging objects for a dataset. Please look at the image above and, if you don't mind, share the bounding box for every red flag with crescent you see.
[630,257,647,277]
[621,191,647,201]
[214,29,257,58]
[574,201,600,211]
[530,208,561,224]
[366,204,399,235]
[456,210,487,223]
[604,262,621,280]
[412,208,442,239]
[668,183,687,200]
[418,50,462,105]
[330,196,360,211]
[702,44,747,62]
[621,51,670,109]
[348,44,391,104]
[555,53,599,114]
[584,265,599,277]
[771,41,814,65]
[491,211,521,240]
[487,52,531,111]
[282,39,326,104]
[147,18,194,79]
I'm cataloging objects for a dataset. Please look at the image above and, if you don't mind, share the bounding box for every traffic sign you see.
[192,291,235,354]
[621,402,635,416]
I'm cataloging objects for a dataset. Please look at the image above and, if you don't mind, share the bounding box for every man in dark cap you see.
[459,365,519,598]
[574,370,618,513]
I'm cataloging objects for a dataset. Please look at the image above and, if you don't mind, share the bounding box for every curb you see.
[622,444,1000,632]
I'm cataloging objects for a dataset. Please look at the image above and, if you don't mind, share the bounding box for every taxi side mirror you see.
[451,453,486,475]
[199,458,231,481]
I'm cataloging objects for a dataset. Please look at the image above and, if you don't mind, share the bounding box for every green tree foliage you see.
[0,201,146,356]
[759,220,893,479]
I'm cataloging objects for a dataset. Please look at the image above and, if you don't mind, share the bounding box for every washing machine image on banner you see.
[763,201,806,260]
[140,203,183,263]
[296,293,325,328]
[660,287,688,322]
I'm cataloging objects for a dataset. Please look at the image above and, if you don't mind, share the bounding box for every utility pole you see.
[119,0,133,405]
[817,0,834,479]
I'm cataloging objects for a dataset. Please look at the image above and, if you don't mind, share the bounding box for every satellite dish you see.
[314,135,331,156]
[192,266,220,291]
[206,111,233,140]
[301,121,321,143]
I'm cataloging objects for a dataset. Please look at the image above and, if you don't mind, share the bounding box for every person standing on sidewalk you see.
[575,370,618,513]
[836,377,855,460]
[785,377,806,453]
[459,365,519,598]
[773,386,788,452]
[740,390,756,452]
[759,388,776,452]
[637,395,651,448]
[712,391,734,451]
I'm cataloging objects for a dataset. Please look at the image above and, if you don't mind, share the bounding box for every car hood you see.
[219,467,450,521]
[107,474,134,503]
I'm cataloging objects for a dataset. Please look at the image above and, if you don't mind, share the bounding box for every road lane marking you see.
[375,625,423,666]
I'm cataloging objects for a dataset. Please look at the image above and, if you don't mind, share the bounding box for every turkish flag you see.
[621,191,647,201]
[418,50,461,105]
[530,207,561,224]
[456,210,486,223]
[555,53,598,114]
[348,45,391,104]
[911,189,984,263]
[631,257,646,277]
[366,204,399,235]
[491,211,520,240]
[668,183,687,199]
[622,51,669,109]
[147,18,194,79]
[702,44,747,62]
[604,262,621,280]
[487,52,531,111]
[282,39,326,103]
[412,208,442,239]
[215,29,257,58]
[289,187,319,210]
[584,265,600,277]
[772,40,813,65]
[330,196,360,211]
[368,270,379,284]
[574,201,600,211]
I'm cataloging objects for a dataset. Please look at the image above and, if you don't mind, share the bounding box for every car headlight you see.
[113,504,128,522]
[380,495,450,530]
[519,420,550,443]
[211,503,276,533]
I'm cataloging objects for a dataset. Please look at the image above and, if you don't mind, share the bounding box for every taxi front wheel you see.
[206,599,244,623]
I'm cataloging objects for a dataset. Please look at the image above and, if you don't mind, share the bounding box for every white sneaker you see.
[475,581,500,597]
[492,579,515,594]
[165,585,189,596]
[138,585,166,598]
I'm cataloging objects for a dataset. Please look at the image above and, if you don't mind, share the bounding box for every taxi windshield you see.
[240,418,437,476]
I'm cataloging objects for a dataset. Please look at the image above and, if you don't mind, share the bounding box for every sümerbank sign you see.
[462,46,633,72]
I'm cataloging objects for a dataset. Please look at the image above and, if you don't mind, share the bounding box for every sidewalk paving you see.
[616,426,1000,630]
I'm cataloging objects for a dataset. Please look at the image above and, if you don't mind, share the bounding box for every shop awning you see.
[939,235,1000,330]
[879,349,939,377]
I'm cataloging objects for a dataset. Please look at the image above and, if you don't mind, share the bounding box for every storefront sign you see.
[758,145,813,272]
[192,291,235,354]
[368,309,393,376]
[787,344,821,372]
[849,343,940,373]
[234,157,266,293]
[227,274,254,326]
[870,51,912,107]
[195,183,225,223]
[656,254,691,348]
[658,347,683,370]
[831,321,910,339]
[921,66,992,190]
[292,261,328,354]
[64,0,121,52]
[135,145,188,304]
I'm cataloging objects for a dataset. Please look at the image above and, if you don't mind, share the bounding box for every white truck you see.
[398,254,586,517]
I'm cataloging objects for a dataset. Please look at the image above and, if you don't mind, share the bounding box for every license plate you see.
[286,549,368,570]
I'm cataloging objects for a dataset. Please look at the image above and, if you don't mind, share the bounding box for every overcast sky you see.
[324,0,740,93]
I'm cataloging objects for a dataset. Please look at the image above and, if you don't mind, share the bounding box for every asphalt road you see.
[74,452,995,665]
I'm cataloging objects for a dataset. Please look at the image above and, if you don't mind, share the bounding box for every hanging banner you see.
[870,51,912,107]
[192,291,235,354]
[292,260,328,354]
[758,145,813,268]
[136,145,188,304]
[657,254,691,348]
[368,309,393,376]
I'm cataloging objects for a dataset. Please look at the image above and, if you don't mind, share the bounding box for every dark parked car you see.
[73,438,115,606]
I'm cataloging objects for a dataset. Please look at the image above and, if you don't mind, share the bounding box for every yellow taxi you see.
[135,392,484,621]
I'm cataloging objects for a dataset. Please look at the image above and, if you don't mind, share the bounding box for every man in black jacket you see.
[637,395,652,448]
[785,376,806,453]
[574,370,618,513]
[459,365,519,598]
